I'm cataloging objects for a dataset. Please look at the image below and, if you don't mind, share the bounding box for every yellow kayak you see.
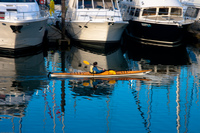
[49,70,152,78]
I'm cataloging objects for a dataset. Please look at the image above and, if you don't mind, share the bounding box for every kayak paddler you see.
[90,62,105,74]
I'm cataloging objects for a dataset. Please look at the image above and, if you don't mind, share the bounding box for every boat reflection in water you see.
[122,41,196,132]
[123,40,191,86]
[65,44,128,72]
[0,52,47,119]
[64,43,128,93]
[46,42,198,133]
[187,45,200,78]
[68,79,115,97]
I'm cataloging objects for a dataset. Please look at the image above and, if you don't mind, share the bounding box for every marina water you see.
[0,40,200,133]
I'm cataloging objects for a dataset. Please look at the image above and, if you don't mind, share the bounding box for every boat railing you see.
[67,10,123,21]
[1,10,48,21]
[141,14,194,24]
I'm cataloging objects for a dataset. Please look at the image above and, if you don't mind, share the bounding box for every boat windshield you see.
[170,8,182,16]
[158,8,169,15]
[84,0,92,8]
[78,0,118,10]
[142,7,182,17]
[142,8,156,16]
[0,0,35,2]
[94,0,103,9]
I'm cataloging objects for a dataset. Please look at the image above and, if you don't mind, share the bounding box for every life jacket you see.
[90,65,94,73]
[90,65,96,73]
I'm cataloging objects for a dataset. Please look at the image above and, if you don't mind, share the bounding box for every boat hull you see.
[66,21,128,43]
[126,20,191,47]
[0,18,47,50]
[49,70,152,78]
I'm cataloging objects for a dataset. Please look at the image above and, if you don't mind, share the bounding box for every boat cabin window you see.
[134,8,140,17]
[77,0,117,10]
[78,0,119,10]
[129,7,135,15]
[84,0,92,8]
[78,0,83,9]
[123,5,128,12]
[104,0,113,10]
[94,0,103,9]
[170,8,182,16]
[113,0,118,10]
[142,8,156,16]
[0,0,35,2]
[185,7,199,18]
[158,8,169,15]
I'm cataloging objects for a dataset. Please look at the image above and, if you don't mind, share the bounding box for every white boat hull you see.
[0,18,47,49]
[66,21,128,43]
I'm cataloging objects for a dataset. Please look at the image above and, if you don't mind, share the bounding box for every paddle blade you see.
[83,82,90,86]
[109,80,116,84]
[83,60,90,65]
[108,70,116,75]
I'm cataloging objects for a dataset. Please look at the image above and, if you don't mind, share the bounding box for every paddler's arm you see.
[93,67,105,73]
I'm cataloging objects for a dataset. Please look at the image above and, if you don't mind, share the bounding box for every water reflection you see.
[125,43,200,132]
[46,44,131,132]
[129,72,195,133]
[0,52,47,119]
[1,40,200,132]
[35,42,200,132]
[187,46,200,76]
[48,43,130,96]
[124,41,191,65]
[131,85,152,132]
[71,40,120,55]
[65,45,129,72]
[48,44,129,74]
[69,79,114,97]
[123,42,191,86]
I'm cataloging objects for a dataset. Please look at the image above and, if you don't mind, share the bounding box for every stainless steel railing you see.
[66,10,123,21]
[1,10,48,21]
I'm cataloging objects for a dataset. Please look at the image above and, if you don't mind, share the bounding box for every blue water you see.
[0,42,200,133]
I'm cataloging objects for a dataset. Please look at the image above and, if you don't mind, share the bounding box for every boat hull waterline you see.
[49,70,152,78]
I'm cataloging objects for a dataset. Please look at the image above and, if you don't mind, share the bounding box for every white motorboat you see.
[65,0,128,44]
[0,0,48,55]
[119,0,195,47]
